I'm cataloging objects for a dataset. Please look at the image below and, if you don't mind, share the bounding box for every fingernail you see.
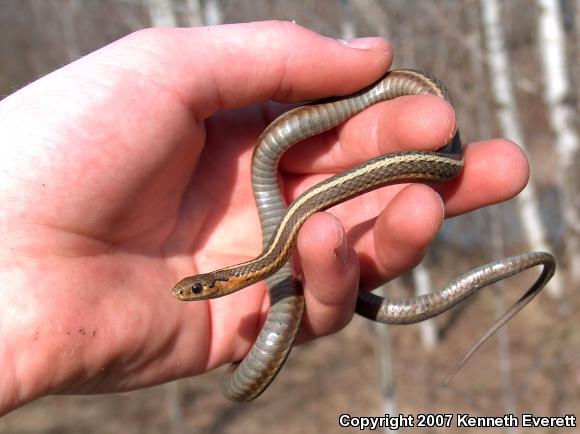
[340,37,385,49]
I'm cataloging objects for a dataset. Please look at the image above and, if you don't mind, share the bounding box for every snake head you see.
[171,273,227,301]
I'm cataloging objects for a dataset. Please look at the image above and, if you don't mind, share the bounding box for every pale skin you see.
[0,21,529,415]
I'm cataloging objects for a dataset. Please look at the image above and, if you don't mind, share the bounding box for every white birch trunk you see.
[491,207,519,423]
[61,0,82,61]
[372,284,398,434]
[338,4,397,424]
[184,0,204,27]
[412,263,438,349]
[146,0,178,27]
[339,0,356,40]
[577,1,580,92]
[467,5,518,421]
[480,0,563,297]
[203,0,223,26]
[350,0,390,38]
[402,3,438,351]
[165,381,186,434]
[536,0,580,282]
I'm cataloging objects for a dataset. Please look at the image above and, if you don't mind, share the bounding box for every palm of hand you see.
[0,25,528,415]
[0,71,280,397]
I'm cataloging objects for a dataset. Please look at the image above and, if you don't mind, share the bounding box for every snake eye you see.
[191,283,203,294]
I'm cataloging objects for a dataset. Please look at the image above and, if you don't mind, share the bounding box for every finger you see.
[284,139,527,231]
[281,94,456,174]
[350,184,445,288]
[1,22,391,222]
[293,212,359,342]
[436,139,529,216]
[109,22,392,116]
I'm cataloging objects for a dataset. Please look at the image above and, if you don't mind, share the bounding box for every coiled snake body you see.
[172,70,556,401]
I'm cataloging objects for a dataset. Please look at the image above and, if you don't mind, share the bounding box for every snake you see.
[171,69,556,401]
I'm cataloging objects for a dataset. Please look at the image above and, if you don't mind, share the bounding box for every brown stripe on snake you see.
[171,69,556,401]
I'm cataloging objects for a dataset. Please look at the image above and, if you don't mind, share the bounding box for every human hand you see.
[0,21,528,414]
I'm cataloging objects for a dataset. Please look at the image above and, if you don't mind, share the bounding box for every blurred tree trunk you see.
[373,283,398,434]
[577,1,580,80]
[61,0,82,61]
[339,0,356,40]
[338,2,398,425]
[350,0,390,38]
[536,0,580,283]
[204,0,223,25]
[165,381,186,434]
[466,4,518,423]
[146,0,178,26]
[480,0,563,297]
[184,0,222,26]
[373,0,439,352]
[184,0,204,26]
[412,263,438,350]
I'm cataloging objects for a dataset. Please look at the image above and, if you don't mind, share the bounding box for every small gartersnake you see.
[172,69,556,401]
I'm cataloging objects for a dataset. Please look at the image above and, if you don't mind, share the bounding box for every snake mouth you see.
[171,280,219,301]
[171,285,189,300]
